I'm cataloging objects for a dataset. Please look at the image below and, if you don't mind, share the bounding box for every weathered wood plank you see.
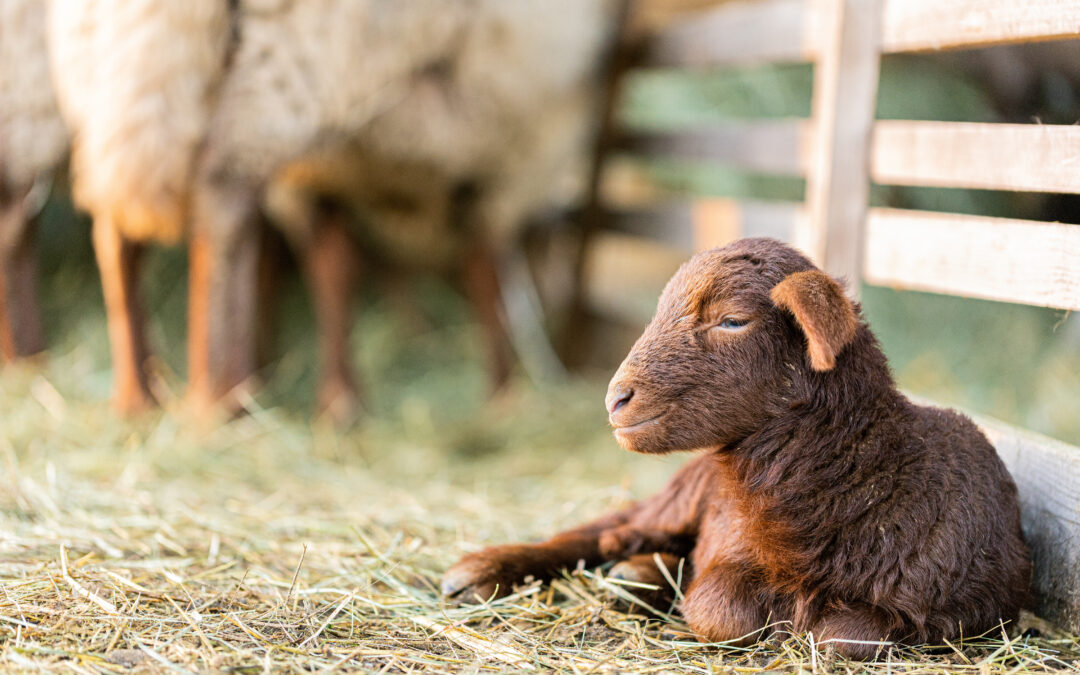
[647,0,1080,66]
[864,208,1080,311]
[976,415,1080,634]
[882,0,1080,54]
[618,120,812,176]
[804,0,882,287]
[642,0,1080,67]
[645,0,821,67]
[872,121,1080,194]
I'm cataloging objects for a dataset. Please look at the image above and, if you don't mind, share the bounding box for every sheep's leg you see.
[255,226,285,370]
[301,209,361,424]
[92,217,153,414]
[0,192,45,361]
[453,185,522,392]
[680,560,786,646]
[462,242,514,392]
[187,178,261,415]
[811,603,900,659]
[441,505,641,602]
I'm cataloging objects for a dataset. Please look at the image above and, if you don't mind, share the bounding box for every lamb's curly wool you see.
[46,0,615,414]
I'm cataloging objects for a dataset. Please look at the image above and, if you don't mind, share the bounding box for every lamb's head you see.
[605,238,859,454]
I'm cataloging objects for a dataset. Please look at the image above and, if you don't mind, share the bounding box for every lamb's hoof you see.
[442,546,536,604]
[605,553,683,612]
[441,557,505,604]
[609,558,660,584]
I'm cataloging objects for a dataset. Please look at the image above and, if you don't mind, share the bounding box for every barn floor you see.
[1,258,1078,673]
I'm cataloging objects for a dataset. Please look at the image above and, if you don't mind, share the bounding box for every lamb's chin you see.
[612,429,674,455]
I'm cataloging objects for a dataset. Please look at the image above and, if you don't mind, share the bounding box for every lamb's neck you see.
[730,326,908,497]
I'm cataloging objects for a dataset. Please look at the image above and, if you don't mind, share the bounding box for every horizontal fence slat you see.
[864,208,1080,311]
[603,199,804,252]
[645,0,820,67]
[975,415,1080,634]
[618,120,811,175]
[621,120,1080,195]
[882,0,1080,53]
[646,0,1080,68]
[872,121,1080,194]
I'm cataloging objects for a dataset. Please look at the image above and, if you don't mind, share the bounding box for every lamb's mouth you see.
[611,412,666,438]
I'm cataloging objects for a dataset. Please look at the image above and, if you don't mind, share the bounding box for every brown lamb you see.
[442,237,1031,659]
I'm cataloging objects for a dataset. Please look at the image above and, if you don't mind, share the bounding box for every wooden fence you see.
[593,0,1080,634]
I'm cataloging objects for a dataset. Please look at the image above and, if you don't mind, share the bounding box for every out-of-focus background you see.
[17,44,1080,445]
[2,0,1079,670]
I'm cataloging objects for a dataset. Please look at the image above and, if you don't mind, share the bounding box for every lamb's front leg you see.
[681,560,789,645]
[442,453,718,602]
[441,507,639,602]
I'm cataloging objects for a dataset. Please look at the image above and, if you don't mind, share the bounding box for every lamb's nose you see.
[606,386,634,415]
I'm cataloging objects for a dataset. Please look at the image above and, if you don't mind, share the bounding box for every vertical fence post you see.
[803,0,883,294]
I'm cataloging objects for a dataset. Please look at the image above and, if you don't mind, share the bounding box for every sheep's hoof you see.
[111,385,157,417]
[183,377,260,423]
[316,377,363,427]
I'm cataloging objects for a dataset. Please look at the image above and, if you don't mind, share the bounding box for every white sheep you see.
[47,0,617,417]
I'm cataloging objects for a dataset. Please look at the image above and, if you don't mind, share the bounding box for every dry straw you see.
[0,282,1077,673]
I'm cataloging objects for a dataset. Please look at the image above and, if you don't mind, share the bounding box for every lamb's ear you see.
[769,270,857,371]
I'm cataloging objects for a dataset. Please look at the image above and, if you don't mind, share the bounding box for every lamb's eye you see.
[713,317,749,331]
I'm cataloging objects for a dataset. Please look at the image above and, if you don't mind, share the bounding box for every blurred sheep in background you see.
[0,0,68,363]
[14,0,1072,430]
[46,0,619,420]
